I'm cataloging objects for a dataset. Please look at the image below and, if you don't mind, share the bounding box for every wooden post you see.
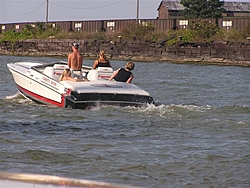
[46,0,49,24]
[136,0,139,22]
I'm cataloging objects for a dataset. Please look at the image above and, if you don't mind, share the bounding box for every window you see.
[227,12,234,17]
[75,23,82,31]
[107,22,115,27]
[179,20,188,26]
[169,11,180,17]
[222,21,232,27]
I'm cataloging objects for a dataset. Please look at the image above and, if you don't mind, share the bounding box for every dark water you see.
[0,55,249,188]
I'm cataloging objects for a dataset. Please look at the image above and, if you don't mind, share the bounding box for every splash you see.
[5,92,33,104]
[134,102,212,117]
[173,104,212,112]
[139,103,211,111]
[89,103,101,111]
[5,92,21,99]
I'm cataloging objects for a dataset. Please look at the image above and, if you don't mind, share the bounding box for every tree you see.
[180,0,224,18]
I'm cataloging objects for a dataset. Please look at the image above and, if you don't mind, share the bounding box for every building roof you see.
[157,0,184,11]
[158,0,250,12]
[223,2,250,12]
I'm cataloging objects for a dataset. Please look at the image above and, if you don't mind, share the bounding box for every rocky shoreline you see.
[0,39,250,66]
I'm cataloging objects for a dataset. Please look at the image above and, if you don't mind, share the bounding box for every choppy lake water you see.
[0,55,249,188]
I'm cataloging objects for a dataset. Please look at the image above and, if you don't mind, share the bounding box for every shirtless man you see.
[68,42,83,78]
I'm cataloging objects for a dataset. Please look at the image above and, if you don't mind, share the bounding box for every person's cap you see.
[72,42,79,49]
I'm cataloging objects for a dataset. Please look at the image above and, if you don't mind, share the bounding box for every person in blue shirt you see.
[108,61,134,83]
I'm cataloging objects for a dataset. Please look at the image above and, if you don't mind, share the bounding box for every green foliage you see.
[51,30,69,39]
[0,22,66,41]
[146,32,163,43]
[180,0,224,18]
[0,30,20,42]
[35,22,46,34]
[166,29,195,45]
[208,0,225,18]
[0,20,249,45]
[179,29,196,41]
[211,26,250,43]
[218,29,241,41]
[241,23,250,38]
[188,20,219,38]
[37,26,61,38]
[93,31,106,40]
[22,24,36,39]
[121,22,155,41]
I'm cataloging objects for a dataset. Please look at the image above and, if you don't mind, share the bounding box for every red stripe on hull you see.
[99,76,110,79]
[16,84,65,108]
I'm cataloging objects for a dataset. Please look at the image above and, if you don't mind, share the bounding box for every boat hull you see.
[7,61,154,109]
[65,91,153,109]
[8,65,66,107]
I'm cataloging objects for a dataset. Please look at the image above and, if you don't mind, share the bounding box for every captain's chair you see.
[43,67,57,80]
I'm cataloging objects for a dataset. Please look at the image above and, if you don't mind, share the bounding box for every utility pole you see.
[136,0,139,22]
[46,0,49,24]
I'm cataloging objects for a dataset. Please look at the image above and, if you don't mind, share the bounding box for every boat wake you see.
[135,102,212,116]
[127,102,250,126]
[5,92,21,100]
[86,102,213,119]
[4,92,33,104]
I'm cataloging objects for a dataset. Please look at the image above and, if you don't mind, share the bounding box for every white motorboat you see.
[7,61,154,109]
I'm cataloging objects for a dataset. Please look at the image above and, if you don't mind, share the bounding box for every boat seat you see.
[53,64,69,70]
[97,67,113,72]
[53,64,69,80]
[96,67,113,80]
[87,70,99,80]
[43,67,57,80]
